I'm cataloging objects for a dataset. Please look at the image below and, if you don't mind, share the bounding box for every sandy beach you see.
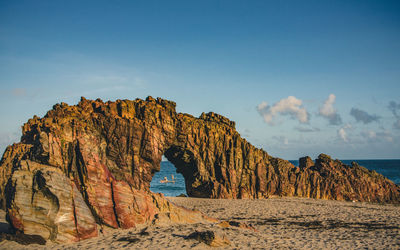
[0,197,399,249]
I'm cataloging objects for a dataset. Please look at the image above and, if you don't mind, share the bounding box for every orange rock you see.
[0,96,399,243]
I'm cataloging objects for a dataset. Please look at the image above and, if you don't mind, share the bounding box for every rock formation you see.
[0,96,399,243]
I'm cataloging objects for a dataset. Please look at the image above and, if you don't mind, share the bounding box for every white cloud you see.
[338,128,347,142]
[257,101,268,111]
[338,124,352,142]
[257,96,309,125]
[318,94,342,125]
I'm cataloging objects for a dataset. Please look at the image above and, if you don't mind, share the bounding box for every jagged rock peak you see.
[199,112,236,129]
[299,156,314,169]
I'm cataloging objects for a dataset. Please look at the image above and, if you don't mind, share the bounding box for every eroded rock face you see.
[0,96,399,242]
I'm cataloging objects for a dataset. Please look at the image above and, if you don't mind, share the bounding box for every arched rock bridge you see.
[1,96,399,243]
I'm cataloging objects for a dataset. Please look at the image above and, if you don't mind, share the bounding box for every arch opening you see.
[149,154,187,197]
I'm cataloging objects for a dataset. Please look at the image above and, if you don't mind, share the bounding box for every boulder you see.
[187,230,231,247]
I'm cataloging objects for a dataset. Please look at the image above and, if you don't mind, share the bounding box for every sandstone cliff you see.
[0,96,399,242]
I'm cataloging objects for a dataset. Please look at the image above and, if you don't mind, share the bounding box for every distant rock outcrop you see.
[0,96,399,243]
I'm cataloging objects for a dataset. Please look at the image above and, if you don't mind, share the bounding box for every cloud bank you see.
[318,94,342,125]
[257,96,309,125]
[350,108,380,124]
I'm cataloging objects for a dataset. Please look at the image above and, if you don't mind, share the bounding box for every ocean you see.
[150,159,400,197]
[150,161,187,197]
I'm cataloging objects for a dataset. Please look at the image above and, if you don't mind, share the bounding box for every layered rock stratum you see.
[0,96,399,243]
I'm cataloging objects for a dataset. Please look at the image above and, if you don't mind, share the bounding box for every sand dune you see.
[0,197,399,249]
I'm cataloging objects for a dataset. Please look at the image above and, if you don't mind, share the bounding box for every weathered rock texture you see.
[0,96,399,242]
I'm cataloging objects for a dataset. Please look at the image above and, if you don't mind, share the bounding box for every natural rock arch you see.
[2,96,400,201]
[163,146,200,197]
[0,96,399,243]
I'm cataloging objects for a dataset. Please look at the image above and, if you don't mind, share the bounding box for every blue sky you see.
[1,0,400,159]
